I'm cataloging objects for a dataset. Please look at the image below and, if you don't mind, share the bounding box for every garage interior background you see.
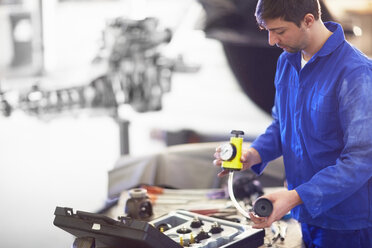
[0,0,371,247]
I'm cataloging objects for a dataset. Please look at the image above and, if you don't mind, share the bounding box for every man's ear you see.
[303,14,315,28]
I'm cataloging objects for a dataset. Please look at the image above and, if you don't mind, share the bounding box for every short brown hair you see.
[255,0,321,28]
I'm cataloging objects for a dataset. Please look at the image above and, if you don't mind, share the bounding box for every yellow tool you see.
[220,130,244,171]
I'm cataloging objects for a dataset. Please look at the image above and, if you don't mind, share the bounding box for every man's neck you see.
[302,21,333,61]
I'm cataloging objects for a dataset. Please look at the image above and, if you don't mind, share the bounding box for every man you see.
[213,0,372,247]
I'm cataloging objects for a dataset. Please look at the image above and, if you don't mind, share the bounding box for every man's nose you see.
[268,31,278,46]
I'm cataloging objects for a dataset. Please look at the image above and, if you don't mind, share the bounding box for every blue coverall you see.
[250,22,372,247]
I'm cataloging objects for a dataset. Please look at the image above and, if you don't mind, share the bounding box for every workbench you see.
[106,187,305,248]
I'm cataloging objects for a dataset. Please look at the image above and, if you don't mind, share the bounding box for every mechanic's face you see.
[262,18,308,53]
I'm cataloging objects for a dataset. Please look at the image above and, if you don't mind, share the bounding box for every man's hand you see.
[249,190,303,229]
[213,145,262,177]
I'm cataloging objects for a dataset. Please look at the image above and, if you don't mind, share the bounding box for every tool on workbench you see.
[124,188,153,220]
[269,221,288,246]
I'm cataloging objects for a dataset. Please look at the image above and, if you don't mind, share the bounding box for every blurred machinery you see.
[4,17,198,118]
[0,1,363,151]
[0,16,199,154]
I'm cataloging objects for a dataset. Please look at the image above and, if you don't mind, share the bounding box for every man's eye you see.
[277,31,285,35]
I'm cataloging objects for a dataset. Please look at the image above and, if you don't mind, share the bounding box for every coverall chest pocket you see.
[310,94,339,139]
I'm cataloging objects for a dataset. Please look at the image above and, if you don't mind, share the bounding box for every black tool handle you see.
[231,130,244,137]
[253,198,273,217]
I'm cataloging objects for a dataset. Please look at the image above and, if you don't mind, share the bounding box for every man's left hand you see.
[249,190,303,229]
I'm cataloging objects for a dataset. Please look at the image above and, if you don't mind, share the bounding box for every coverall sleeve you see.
[295,67,372,218]
[250,96,283,175]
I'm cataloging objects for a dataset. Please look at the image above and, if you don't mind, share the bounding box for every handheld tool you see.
[222,130,273,219]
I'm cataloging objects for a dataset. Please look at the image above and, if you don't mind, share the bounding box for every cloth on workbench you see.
[108,142,285,199]
[108,143,226,198]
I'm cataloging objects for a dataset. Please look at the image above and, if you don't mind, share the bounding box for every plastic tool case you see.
[53,207,264,248]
